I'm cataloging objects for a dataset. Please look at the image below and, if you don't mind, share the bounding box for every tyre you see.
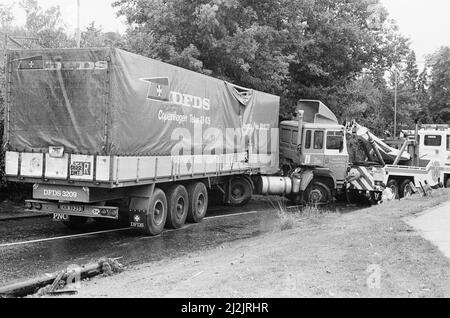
[143,188,168,236]
[228,177,253,207]
[165,184,189,229]
[387,179,400,199]
[345,189,369,205]
[400,179,414,198]
[445,178,450,188]
[304,181,332,205]
[63,216,89,229]
[187,182,208,223]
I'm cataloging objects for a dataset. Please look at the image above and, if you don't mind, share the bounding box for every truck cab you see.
[279,121,348,185]
[417,125,450,186]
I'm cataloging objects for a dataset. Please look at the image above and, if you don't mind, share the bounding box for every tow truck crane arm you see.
[345,121,411,164]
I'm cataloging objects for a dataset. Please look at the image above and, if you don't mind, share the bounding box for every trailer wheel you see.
[304,181,332,206]
[165,185,189,229]
[144,188,168,236]
[187,182,208,223]
[228,177,253,207]
[387,180,400,199]
[63,216,89,229]
[400,179,414,198]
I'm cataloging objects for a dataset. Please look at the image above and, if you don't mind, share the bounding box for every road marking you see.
[0,210,268,248]
[0,228,132,248]
[205,210,262,220]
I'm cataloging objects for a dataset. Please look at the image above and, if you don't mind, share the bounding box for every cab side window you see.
[314,131,324,150]
[424,135,442,147]
[281,128,291,144]
[292,130,298,145]
[305,130,312,149]
[326,131,344,150]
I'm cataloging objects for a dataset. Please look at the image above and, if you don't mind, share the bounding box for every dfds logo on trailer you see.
[141,77,210,111]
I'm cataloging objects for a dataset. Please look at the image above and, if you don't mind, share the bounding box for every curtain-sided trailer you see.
[4,48,280,235]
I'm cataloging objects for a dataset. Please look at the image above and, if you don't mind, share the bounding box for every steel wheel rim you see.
[389,185,398,197]
[404,184,413,197]
[309,189,324,203]
[176,197,185,219]
[196,193,206,215]
[231,183,245,200]
[153,200,164,226]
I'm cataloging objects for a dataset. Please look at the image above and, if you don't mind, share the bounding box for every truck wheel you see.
[445,178,450,188]
[304,181,332,206]
[400,179,414,198]
[63,216,89,229]
[387,180,400,199]
[187,182,208,223]
[144,188,168,236]
[228,177,253,207]
[165,185,189,229]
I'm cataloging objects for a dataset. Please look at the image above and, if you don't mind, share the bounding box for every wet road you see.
[0,200,359,287]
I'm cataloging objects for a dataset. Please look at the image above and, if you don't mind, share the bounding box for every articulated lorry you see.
[4,47,283,235]
[3,48,444,236]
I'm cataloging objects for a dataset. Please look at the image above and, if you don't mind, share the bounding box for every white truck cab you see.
[417,125,450,186]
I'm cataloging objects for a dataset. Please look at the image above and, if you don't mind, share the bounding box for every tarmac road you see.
[0,199,359,288]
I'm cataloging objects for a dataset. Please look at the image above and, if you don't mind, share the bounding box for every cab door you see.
[446,135,450,166]
[323,131,348,182]
[420,134,445,164]
[301,130,325,166]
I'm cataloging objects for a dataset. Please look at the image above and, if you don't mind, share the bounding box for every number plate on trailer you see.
[59,204,84,212]
[53,213,69,222]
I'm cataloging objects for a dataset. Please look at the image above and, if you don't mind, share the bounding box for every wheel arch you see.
[313,168,337,192]
[387,175,415,186]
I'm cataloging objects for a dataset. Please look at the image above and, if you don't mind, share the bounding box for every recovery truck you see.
[345,121,446,199]
[386,124,450,189]
[272,100,445,205]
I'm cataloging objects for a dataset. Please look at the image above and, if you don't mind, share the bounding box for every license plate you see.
[70,162,91,177]
[53,213,69,221]
[60,204,84,212]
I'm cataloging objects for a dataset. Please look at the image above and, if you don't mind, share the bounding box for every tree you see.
[427,47,450,123]
[0,3,13,29]
[19,0,74,48]
[114,0,412,124]
[80,22,124,48]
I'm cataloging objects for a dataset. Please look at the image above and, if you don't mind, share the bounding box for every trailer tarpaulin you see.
[7,48,109,154]
[6,48,280,172]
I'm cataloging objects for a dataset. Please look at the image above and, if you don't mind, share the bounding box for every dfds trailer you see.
[4,48,280,235]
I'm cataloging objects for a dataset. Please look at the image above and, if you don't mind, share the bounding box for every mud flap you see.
[128,184,155,230]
